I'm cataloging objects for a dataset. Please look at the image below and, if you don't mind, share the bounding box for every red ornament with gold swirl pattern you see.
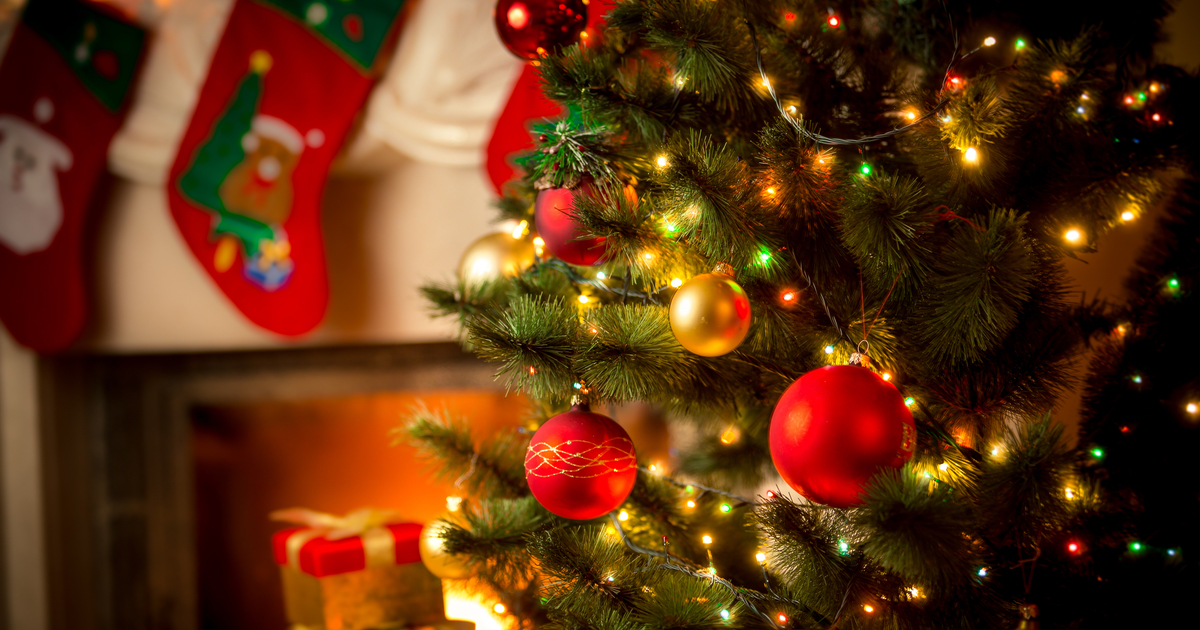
[524,403,637,519]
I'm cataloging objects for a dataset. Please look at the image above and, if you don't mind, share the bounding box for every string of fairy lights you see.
[467,7,1194,626]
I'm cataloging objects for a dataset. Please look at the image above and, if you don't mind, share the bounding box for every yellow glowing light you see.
[1065,488,1075,499]
[761,76,771,88]
[1065,229,1082,242]
[720,426,740,444]
[863,605,875,614]
[766,187,776,195]
[671,278,683,288]
[991,446,1001,456]
[643,252,654,260]
[686,500,696,508]
[906,110,917,120]
[445,592,504,630]
[777,614,788,623]
[938,463,949,472]
[756,552,767,563]
[446,496,464,512]
[881,372,892,381]
[782,291,795,302]
[649,463,657,472]
[1187,403,1198,414]
[1121,210,1135,222]
[512,220,529,239]
[787,105,798,114]
[1150,82,1160,93]
[984,36,996,46]
[702,535,713,545]
[533,236,545,247]
[656,155,669,168]
[589,327,599,334]
[908,587,920,598]
[1116,325,1126,335]
[964,147,979,163]
[578,295,590,304]
[676,77,686,86]
[618,510,629,521]
[493,604,507,614]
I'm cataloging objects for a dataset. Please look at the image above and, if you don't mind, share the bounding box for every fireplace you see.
[39,342,513,630]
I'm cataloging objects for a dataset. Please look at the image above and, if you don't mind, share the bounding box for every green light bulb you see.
[1168,277,1180,288]
[1130,541,1144,552]
[720,610,730,620]
[860,163,872,175]
[720,503,732,513]
[904,396,916,406]
[1137,92,1147,101]
[1091,447,1105,459]
[760,252,771,263]
[1015,39,1026,50]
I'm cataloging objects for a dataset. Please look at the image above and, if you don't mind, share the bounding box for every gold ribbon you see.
[271,508,402,570]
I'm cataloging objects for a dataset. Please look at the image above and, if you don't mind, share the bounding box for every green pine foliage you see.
[406,0,1195,628]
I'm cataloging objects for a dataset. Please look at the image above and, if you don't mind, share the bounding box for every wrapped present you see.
[271,508,449,630]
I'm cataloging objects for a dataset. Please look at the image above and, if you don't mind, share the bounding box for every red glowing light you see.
[1125,96,1135,105]
[828,16,840,28]
[1152,113,1162,122]
[1119,425,1131,433]
[766,490,776,498]
[782,291,795,302]
[777,614,788,623]
[1068,542,1080,554]
[784,11,796,21]
[507,3,529,30]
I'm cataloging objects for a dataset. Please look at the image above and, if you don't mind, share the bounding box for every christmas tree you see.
[409,1,1195,628]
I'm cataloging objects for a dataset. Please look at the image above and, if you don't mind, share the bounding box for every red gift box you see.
[270,509,448,630]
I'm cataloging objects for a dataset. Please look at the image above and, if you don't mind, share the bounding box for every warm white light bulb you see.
[578,295,590,304]
[671,278,683,288]
[702,535,713,545]
[1121,211,1135,222]
[1065,229,1082,242]
[756,552,767,563]
[618,510,629,521]
[938,463,949,472]
[656,155,668,168]
[1187,402,1198,414]
[964,147,979,163]
[984,36,996,46]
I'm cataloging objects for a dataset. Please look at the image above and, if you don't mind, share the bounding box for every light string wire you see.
[740,6,992,147]
[606,512,830,629]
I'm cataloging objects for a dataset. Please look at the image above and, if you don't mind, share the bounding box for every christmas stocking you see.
[168,0,406,335]
[484,0,611,193]
[0,0,144,352]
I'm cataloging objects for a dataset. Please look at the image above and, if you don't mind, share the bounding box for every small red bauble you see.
[769,365,916,508]
[494,0,588,60]
[525,404,637,519]
[535,183,608,266]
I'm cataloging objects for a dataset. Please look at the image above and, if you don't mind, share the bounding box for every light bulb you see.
[863,605,875,614]
[824,344,835,355]
[1065,488,1075,499]
[670,278,683,288]
[1065,229,1082,242]
[938,463,949,472]
[494,604,506,614]
[618,510,629,521]
[881,372,892,381]
[1121,211,1135,222]
[1186,402,1197,414]
[756,552,767,563]
[702,535,713,545]
[578,295,590,304]
[964,147,979,163]
[656,155,668,168]
[984,36,996,46]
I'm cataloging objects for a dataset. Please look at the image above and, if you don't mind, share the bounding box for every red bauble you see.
[494,0,588,60]
[525,404,637,520]
[769,365,916,508]
[535,183,608,266]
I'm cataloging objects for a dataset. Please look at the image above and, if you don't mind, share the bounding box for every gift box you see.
[271,509,449,630]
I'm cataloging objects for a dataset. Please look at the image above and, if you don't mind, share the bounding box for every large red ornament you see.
[535,183,608,266]
[525,404,637,520]
[769,365,916,508]
[494,0,589,60]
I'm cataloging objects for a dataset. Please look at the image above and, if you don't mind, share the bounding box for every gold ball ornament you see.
[457,232,536,286]
[418,518,472,579]
[669,263,752,357]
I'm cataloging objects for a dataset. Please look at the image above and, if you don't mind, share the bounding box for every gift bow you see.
[271,508,404,570]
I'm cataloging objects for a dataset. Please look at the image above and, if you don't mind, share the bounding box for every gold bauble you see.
[418,517,472,579]
[457,232,536,286]
[669,265,752,357]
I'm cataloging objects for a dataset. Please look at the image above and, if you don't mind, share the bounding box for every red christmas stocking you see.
[484,0,612,194]
[0,0,144,352]
[168,0,406,336]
